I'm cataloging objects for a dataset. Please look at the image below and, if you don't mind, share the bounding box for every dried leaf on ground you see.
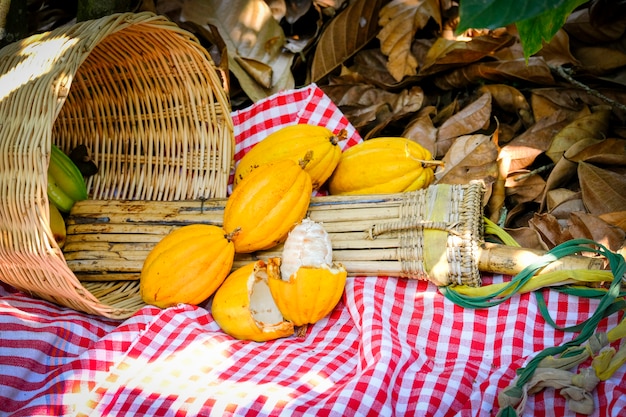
[545,188,581,213]
[566,138,626,165]
[529,88,616,121]
[573,46,626,75]
[579,162,626,215]
[540,137,604,211]
[600,211,626,233]
[568,211,626,252]
[311,0,385,82]
[349,48,402,86]
[419,34,515,76]
[435,134,499,188]
[499,109,572,172]
[402,106,438,156]
[564,7,626,44]
[433,56,555,90]
[437,92,492,144]
[528,212,574,248]
[549,197,586,223]
[504,227,550,251]
[505,171,546,205]
[535,29,580,67]
[377,0,441,82]
[322,80,424,136]
[182,0,295,102]
[545,105,612,163]
[478,84,531,115]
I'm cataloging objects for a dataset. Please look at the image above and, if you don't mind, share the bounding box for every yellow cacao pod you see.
[328,137,435,195]
[140,224,235,308]
[267,219,347,326]
[211,261,294,342]
[234,124,343,189]
[223,159,312,253]
[267,259,347,327]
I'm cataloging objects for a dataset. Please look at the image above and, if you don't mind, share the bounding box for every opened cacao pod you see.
[267,219,347,326]
[223,159,312,253]
[328,137,436,195]
[233,124,343,190]
[140,224,234,308]
[211,261,294,342]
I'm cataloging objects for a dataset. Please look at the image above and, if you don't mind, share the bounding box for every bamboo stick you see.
[477,243,605,276]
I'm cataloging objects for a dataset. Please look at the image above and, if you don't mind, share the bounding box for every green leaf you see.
[457,0,572,32]
[516,0,588,60]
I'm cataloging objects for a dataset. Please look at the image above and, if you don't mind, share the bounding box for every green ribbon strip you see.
[439,238,626,417]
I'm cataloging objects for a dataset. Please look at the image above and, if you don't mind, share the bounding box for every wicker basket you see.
[0,12,234,319]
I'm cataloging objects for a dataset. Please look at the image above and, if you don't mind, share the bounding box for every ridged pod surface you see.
[267,219,347,327]
[140,224,235,308]
[267,258,347,327]
[234,124,343,189]
[223,159,313,253]
[328,137,435,195]
[211,261,294,342]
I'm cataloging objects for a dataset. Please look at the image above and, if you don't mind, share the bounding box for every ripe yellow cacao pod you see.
[140,224,235,308]
[234,124,343,189]
[267,219,347,326]
[223,159,312,253]
[328,137,436,195]
[211,261,294,342]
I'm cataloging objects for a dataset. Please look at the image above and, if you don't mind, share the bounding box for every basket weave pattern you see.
[0,12,233,319]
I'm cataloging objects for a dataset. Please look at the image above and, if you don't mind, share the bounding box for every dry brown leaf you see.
[530,88,612,120]
[579,162,626,215]
[568,211,625,252]
[434,134,499,187]
[549,198,586,222]
[565,137,626,166]
[437,92,492,144]
[419,34,515,76]
[504,227,549,251]
[499,109,572,172]
[310,0,385,82]
[530,92,565,122]
[599,211,626,233]
[505,202,539,229]
[535,29,580,67]
[564,6,626,44]
[545,105,611,163]
[540,137,604,211]
[363,86,425,139]
[350,48,402,86]
[377,0,441,82]
[478,84,530,115]
[528,212,573,248]
[574,46,626,75]
[433,57,555,90]
[322,81,424,135]
[546,188,581,212]
[402,106,438,156]
[504,170,546,205]
[182,0,295,102]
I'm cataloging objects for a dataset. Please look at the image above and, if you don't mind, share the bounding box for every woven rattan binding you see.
[0,12,233,319]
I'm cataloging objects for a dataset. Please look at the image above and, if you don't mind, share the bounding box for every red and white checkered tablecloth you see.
[1,84,625,417]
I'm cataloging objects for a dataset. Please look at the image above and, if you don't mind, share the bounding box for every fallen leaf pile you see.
[24,0,626,253]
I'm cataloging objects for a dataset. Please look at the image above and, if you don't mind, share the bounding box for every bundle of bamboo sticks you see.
[64,182,604,287]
